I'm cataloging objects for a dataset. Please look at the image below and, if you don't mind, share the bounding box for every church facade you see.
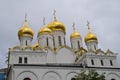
[7,13,120,80]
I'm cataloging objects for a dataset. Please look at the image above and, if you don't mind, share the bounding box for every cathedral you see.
[7,12,120,80]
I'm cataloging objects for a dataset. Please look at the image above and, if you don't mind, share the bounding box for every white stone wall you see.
[38,34,53,48]
[9,51,47,65]
[8,65,120,80]
[52,31,65,48]
[70,37,82,51]
[19,36,33,48]
[84,54,118,68]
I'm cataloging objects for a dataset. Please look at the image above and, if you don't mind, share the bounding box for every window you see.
[101,60,104,66]
[94,45,96,50]
[53,38,55,47]
[110,60,113,66]
[111,78,116,80]
[58,36,61,46]
[71,78,76,80]
[78,41,80,49]
[24,77,31,80]
[19,57,22,63]
[64,37,65,45]
[91,59,94,65]
[24,57,27,63]
[46,37,49,46]
[26,40,27,46]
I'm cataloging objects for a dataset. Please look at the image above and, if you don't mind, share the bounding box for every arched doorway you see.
[24,77,31,80]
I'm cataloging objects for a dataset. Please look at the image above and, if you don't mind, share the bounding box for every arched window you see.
[19,57,22,63]
[71,78,76,80]
[24,57,27,63]
[58,36,61,46]
[101,60,104,66]
[26,40,27,46]
[91,59,94,65]
[46,37,49,46]
[78,41,80,49]
[24,77,31,80]
[111,78,116,80]
[64,37,66,45]
[110,60,113,66]
[94,45,96,50]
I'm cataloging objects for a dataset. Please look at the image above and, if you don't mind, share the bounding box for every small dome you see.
[70,31,81,39]
[47,20,66,33]
[18,21,34,37]
[32,43,39,51]
[38,26,52,36]
[84,32,98,43]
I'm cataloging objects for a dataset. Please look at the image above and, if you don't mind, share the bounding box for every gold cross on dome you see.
[53,9,57,21]
[72,22,76,32]
[87,20,90,32]
[25,13,27,22]
[43,16,45,25]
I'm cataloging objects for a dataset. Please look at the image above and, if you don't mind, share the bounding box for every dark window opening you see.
[101,60,104,66]
[78,41,80,49]
[19,57,22,63]
[26,40,27,46]
[24,77,31,80]
[46,37,49,46]
[111,78,116,80]
[53,38,55,47]
[110,60,113,66]
[71,42,73,48]
[64,37,66,45]
[71,78,76,80]
[94,45,96,50]
[24,57,27,63]
[58,36,62,46]
[91,59,94,65]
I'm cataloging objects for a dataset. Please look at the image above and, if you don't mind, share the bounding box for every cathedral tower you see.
[47,10,66,48]
[18,15,34,48]
[37,17,54,48]
[70,23,82,51]
[84,21,98,51]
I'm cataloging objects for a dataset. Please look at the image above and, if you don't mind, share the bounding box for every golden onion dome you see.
[84,32,97,43]
[70,31,81,39]
[38,26,52,36]
[84,21,98,43]
[32,43,39,51]
[47,20,66,33]
[18,20,34,37]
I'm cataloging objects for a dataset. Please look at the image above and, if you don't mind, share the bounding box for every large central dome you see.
[47,20,66,33]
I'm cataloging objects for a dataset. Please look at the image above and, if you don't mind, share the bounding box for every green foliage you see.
[74,69,105,80]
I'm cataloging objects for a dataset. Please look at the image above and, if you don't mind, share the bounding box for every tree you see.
[74,69,105,80]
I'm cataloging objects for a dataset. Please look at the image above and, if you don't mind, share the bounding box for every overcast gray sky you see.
[0,0,120,68]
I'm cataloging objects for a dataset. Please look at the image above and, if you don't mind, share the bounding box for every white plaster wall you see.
[56,47,75,63]
[85,54,118,68]
[38,34,53,48]
[9,65,120,80]
[86,41,98,51]
[53,31,65,48]
[70,38,82,51]
[46,49,56,63]
[19,36,32,48]
[9,51,47,65]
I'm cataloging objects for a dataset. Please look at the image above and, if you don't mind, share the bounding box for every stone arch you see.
[42,71,62,80]
[66,72,78,80]
[107,73,120,80]
[23,77,31,80]
[16,71,38,80]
